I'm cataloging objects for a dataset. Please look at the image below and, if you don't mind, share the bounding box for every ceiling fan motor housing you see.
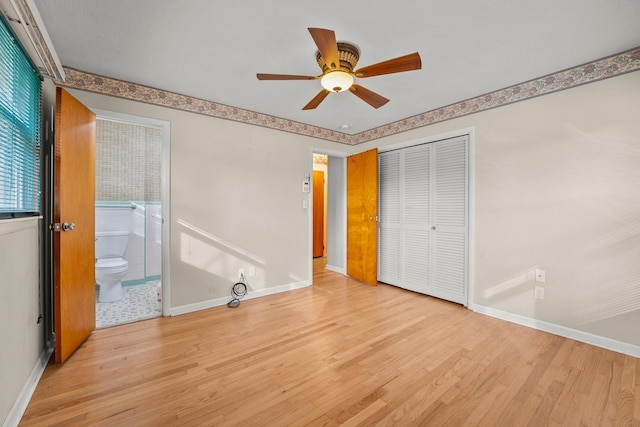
[316,42,360,73]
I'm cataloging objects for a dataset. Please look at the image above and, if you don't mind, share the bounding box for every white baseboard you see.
[170,280,312,316]
[3,342,53,427]
[471,304,640,358]
[325,264,345,275]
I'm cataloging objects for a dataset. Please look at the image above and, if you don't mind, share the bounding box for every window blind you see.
[0,16,42,218]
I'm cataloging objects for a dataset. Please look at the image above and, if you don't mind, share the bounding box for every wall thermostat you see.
[302,172,311,193]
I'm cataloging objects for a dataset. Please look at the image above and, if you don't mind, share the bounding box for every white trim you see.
[378,127,475,154]
[160,119,171,316]
[0,0,65,80]
[310,147,349,283]
[307,150,314,285]
[91,109,168,129]
[325,264,345,275]
[169,281,312,316]
[472,304,640,358]
[90,109,172,316]
[311,147,349,158]
[0,216,41,236]
[3,344,53,427]
[467,127,476,308]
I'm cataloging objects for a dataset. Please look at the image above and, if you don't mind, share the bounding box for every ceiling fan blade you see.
[354,52,422,78]
[349,85,389,109]
[257,73,318,80]
[302,89,330,110]
[308,28,340,70]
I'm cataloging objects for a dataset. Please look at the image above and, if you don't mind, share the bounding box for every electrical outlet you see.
[534,286,545,299]
[249,266,256,277]
[535,269,546,283]
[239,268,245,277]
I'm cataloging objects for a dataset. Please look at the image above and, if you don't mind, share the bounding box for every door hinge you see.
[49,223,61,232]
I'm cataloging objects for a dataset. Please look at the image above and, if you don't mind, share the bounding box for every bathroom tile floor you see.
[96,281,162,329]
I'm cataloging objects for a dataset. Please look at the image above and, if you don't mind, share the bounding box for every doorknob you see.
[62,222,76,231]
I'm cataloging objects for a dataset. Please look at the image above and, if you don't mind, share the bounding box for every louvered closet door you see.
[431,137,468,304]
[378,151,401,284]
[378,144,432,293]
[402,145,431,294]
[378,136,468,305]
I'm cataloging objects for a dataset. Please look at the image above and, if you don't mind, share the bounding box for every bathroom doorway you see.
[93,110,170,328]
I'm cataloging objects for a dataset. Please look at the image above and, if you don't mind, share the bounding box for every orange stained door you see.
[346,148,378,285]
[53,88,96,364]
[313,170,325,258]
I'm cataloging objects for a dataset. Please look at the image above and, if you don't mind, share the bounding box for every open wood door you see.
[347,148,378,285]
[313,170,325,258]
[53,88,96,364]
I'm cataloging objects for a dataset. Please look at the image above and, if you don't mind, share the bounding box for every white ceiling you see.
[32,0,640,135]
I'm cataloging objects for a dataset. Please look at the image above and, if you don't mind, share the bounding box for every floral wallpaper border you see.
[352,47,640,144]
[58,47,640,146]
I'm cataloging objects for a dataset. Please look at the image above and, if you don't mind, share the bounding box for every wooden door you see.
[53,88,96,364]
[346,148,378,285]
[312,170,325,258]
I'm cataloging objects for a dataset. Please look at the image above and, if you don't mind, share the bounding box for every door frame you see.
[309,148,348,280]
[92,109,171,315]
[378,127,476,308]
[312,170,325,258]
[309,127,474,304]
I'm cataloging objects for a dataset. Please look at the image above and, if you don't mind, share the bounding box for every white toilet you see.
[95,231,130,303]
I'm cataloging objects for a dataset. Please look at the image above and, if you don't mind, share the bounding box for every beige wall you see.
[0,78,56,425]
[65,70,640,347]
[66,89,344,309]
[1,66,638,426]
[0,219,42,423]
[358,71,640,346]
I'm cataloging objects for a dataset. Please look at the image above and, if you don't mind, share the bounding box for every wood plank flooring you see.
[20,258,640,426]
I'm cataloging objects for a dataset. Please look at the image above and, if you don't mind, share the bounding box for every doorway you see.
[93,110,170,327]
[311,150,347,276]
[313,155,327,259]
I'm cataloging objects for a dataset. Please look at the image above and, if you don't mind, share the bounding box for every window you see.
[0,16,42,219]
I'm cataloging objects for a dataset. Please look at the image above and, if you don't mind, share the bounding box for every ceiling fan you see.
[257,28,422,110]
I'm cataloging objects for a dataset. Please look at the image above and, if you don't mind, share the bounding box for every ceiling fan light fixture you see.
[321,70,353,92]
[257,29,421,110]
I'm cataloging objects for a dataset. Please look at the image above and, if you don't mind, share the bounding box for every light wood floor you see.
[21,258,640,426]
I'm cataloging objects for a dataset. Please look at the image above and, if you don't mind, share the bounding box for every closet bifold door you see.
[377,136,468,305]
[402,144,431,294]
[430,137,468,305]
[378,150,401,285]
